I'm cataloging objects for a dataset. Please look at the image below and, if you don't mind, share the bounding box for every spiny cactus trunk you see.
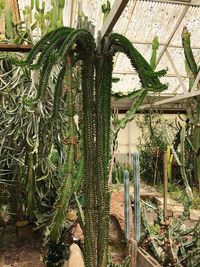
[48,56,78,243]
[182,27,200,192]
[26,145,36,222]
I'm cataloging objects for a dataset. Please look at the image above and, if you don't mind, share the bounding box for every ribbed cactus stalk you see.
[5,8,15,42]
[133,152,140,242]
[0,0,5,18]
[182,26,200,192]
[124,170,130,241]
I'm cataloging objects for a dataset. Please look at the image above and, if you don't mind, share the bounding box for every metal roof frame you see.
[100,0,200,107]
[1,0,199,107]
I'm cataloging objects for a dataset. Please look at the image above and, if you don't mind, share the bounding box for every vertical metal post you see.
[124,170,130,241]
[164,150,168,221]
[133,152,140,242]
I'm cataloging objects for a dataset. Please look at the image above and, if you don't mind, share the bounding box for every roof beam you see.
[143,0,200,7]
[113,71,189,78]
[165,49,187,92]
[156,6,189,65]
[131,39,200,50]
[139,90,200,109]
[0,43,32,52]
[101,0,129,37]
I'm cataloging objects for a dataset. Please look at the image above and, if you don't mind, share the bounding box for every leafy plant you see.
[136,112,176,185]
[140,197,200,267]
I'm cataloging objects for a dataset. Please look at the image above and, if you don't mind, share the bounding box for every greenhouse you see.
[0,0,199,266]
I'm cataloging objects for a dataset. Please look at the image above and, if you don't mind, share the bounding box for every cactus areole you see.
[14,27,167,267]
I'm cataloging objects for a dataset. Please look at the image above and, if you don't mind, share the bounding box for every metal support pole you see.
[133,152,140,242]
[164,151,168,221]
[124,170,130,241]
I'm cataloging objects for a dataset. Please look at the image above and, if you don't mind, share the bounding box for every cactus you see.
[163,122,193,199]
[140,196,200,266]
[182,27,200,192]
[113,36,162,136]
[102,1,111,23]
[0,0,5,18]
[124,170,130,241]
[133,152,140,242]
[9,25,167,267]
[5,8,16,42]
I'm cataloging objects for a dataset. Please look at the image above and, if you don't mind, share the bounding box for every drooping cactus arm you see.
[29,27,73,70]
[52,61,67,118]
[58,28,96,59]
[107,33,167,91]
[13,27,71,66]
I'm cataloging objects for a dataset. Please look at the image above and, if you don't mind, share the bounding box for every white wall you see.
[115,113,181,163]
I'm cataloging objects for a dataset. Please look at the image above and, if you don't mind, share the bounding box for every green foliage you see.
[108,255,130,267]
[112,162,133,184]
[5,8,16,42]
[136,112,175,185]
[181,27,200,192]
[140,197,200,267]
[0,0,67,45]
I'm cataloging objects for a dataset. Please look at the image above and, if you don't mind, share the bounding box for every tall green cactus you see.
[182,27,200,192]
[124,170,130,241]
[133,152,140,242]
[12,26,167,267]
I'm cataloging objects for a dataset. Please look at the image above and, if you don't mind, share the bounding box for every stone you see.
[167,209,173,217]
[72,223,84,242]
[110,191,134,241]
[189,209,200,221]
[66,209,78,222]
[64,243,84,267]
[173,206,184,218]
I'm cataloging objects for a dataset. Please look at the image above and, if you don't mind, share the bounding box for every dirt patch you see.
[0,224,43,267]
[0,243,43,267]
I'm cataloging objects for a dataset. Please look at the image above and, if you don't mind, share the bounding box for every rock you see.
[64,243,84,267]
[173,206,184,218]
[109,215,126,245]
[189,209,200,221]
[143,210,157,225]
[110,191,134,243]
[66,209,78,222]
[72,224,84,242]
[167,208,173,217]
